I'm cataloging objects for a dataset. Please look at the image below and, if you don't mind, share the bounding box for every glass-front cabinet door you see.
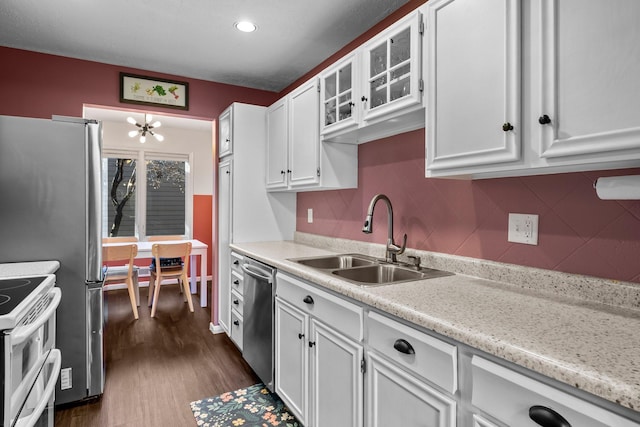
[320,52,359,137]
[361,10,423,123]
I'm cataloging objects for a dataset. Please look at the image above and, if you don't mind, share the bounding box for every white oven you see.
[0,275,61,427]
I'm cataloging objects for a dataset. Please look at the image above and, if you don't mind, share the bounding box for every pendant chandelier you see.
[127,113,164,143]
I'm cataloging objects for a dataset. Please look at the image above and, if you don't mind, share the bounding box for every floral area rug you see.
[190,383,301,427]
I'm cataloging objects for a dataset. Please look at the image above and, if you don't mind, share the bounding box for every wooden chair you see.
[148,242,193,317]
[102,243,140,319]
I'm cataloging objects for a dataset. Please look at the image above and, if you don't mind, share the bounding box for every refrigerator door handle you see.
[85,120,103,282]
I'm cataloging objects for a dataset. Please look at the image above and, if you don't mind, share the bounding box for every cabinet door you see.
[320,53,359,136]
[266,98,289,190]
[309,319,363,427]
[426,0,521,175]
[361,11,423,123]
[217,160,232,334]
[288,78,321,188]
[218,106,232,158]
[537,0,640,160]
[275,298,308,425]
[366,351,456,427]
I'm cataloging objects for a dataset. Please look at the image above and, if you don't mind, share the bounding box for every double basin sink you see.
[290,253,453,287]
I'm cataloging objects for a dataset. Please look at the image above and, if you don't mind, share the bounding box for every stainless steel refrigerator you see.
[0,115,104,405]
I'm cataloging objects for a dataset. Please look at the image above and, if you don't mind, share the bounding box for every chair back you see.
[151,242,192,273]
[102,244,138,283]
[103,244,138,263]
[103,236,138,243]
[147,235,185,242]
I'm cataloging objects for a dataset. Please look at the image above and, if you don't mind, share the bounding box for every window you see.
[102,150,193,240]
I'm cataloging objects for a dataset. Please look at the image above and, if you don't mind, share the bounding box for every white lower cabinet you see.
[472,414,500,427]
[275,271,364,427]
[275,298,308,424]
[471,356,640,427]
[366,351,456,427]
[273,270,640,427]
[310,320,363,427]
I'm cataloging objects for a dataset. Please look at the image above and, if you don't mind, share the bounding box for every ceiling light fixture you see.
[234,21,257,33]
[126,114,164,143]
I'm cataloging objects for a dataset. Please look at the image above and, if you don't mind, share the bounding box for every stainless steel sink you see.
[290,253,453,286]
[293,254,377,269]
[332,264,452,285]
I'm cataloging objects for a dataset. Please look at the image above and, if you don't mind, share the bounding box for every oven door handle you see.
[14,349,61,427]
[12,288,62,345]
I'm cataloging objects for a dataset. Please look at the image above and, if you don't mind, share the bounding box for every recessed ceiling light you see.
[234,21,257,33]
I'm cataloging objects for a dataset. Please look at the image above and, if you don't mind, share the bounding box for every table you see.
[103,239,208,307]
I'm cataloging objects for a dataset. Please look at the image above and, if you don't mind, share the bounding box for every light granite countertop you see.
[230,237,640,415]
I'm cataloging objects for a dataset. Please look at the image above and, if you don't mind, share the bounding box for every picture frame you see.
[120,73,189,110]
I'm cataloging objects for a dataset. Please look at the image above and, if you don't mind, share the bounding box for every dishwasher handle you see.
[241,263,274,284]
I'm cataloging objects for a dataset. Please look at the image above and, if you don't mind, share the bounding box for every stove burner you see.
[0,278,33,291]
[0,276,48,318]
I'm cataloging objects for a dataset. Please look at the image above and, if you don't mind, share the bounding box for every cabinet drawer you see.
[231,252,244,275]
[230,311,243,350]
[276,272,363,341]
[472,356,639,427]
[367,311,457,394]
[231,289,243,315]
[231,270,244,294]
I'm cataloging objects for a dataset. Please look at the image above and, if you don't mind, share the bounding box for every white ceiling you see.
[0,0,409,93]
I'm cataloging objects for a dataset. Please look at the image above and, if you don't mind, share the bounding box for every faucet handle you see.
[399,233,407,254]
[388,233,407,255]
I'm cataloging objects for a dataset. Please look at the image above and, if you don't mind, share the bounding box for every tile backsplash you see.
[297,129,640,284]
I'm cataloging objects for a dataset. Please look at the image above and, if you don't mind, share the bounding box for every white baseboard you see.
[209,322,224,334]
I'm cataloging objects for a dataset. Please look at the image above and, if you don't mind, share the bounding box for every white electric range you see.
[0,267,61,427]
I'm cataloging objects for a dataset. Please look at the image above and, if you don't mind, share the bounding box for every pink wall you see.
[0,46,278,119]
[0,46,279,315]
[297,129,640,284]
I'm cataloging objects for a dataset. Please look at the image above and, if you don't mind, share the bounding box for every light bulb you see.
[235,21,257,32]
[126,117,137,125]
[154,133,164,142]
[140,135,146,143]
[128,130,139,138]
[151,121,162,128]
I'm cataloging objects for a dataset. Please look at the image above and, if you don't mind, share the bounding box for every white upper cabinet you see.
[267,77,358,192]
[425,0,521,175]
[360,10,424,124]
[321,10,425,145]
[218,106,233,158]
[320,52,360,138]
[535,0,640,163]
[289,79,322,189]
[426,0,640,179]
[265,97,289,190]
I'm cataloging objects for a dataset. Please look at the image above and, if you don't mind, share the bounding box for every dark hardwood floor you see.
[54,284,259,427]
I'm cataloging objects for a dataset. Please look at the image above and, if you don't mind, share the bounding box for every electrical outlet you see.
[307,208,313,224]
[61,367,72,390]
[508,213,539,245]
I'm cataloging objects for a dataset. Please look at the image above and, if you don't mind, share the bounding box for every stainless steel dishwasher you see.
[241,257,276,391]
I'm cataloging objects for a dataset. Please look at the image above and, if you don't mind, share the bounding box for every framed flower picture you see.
[120,73,189,110]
